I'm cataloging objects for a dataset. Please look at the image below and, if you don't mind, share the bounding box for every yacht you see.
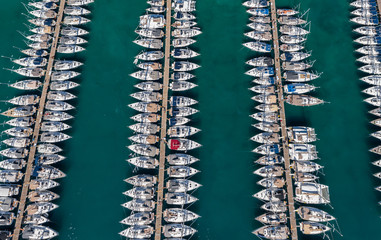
[57,44,86,53]
[281,51,311,62]
[243,41,271,52]
[67,0,95,5]
[246,67,274,77]
[357,45,381,55]
[41,122,71,132]
[282,61,312,71]
[255,103,279,112]
[7,95,39,106]
[170,80,197,91]
[355,36,381,45]
[166,179,201,192]
[242,0,269,8]
[289,144,318,161]
[120,212,154,226]
[129,134,159,144]
[47,91,76,101]
[295,172,320,182]
[139,14,165,29]
[128,102,160,113]
[363,86,381,96]
[134,81,163,91]
[128,144,159,157]
[280,43,304,52]
[124,174,157,187]
[0,148,28,158]
[170,96,197,107]
[54,60,83,70]
[0,170,23,183]
[43,111,74,121]
[167,125,200,137]
[51,71,80,82]
[253,188,287,201]
[165,192,198,205]
[171,72,195,80]
[172,61,200,71]
[286,95,324,107]
[135,28,164,38]
[0,159,26,170]
[252,77,276,85]
[257,177,285,188]
[163,208,199,223]
[360,64,381,74]
[29,179,59,191]
[21,48,48,57]
[284,83,316,94]
[130,91,162,102]
[244,31,272,41]
[35,154,66,165]
[3,127,33,138]
[171,48,200,59]
[252,225,290,239]
[167,138,201,151]
[172,0,196,12]
[350,16,379,26]
[167,166,199,178]
[166,153,199,165]
[28,2,58,10]
[246,8,270,16]
[280,25,309,35]
[251,132,280,143]
[173,12,196,20]
[28,190,60,202]
[277,9,299,16]
[247,22,271,31]
[30,9,57,19]
[130,70,162,80]
[64,6,91,15]
[13,57,47,67]
[364,96,381,106]
[169,106,199,117]
[252,94,277,104]
[255,212,287,225]
[172,38,196,47]
[284,71,319,82]
[28,18,56,27]
[45,100,75,111]
[287,126,317,143]
[295,182,330,204]
[61,26,89,36]
[300,221,331,235]
[280,35,306,44]
[23,214,49,225]
[278,16,307,25]
[254,165,284,177]
[134,38,163,49]
[130,113,160,123]
[246,57,274,67]
[360,75,381,85]
[33,165,66,179]
[2,137,30,148]
[168,117,191,126]
[358,55,381,65]
[6,117,34,127]
[26,202,58,215]
[26,33,52,43]
[37,143,63,154]
[22,225,58,240]
[0,197,18,211]
[59,36,87,45]
[127,156,159,169]
[148,6,165,13]
[172,20,197,29]
[163,224,197,238]
[292,161,323,173]
[27,41,51,50]
[123,187,155,200]
[371,118,381,127]
[261,201,288,213]
[255,155,284,165]
[250,16,271,23]
[136,61,162,70]
[0,184,20,197]
[122,199,155,212]
[353,25,381,36]
[250,112,278,122]
[29,26,54,35]
[10,80,42,90]
[9,67,45,78]
[136,50,164,61]
[296,206,335,222]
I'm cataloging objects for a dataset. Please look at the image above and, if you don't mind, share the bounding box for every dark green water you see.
[0,0,380,239]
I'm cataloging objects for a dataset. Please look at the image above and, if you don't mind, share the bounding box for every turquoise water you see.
[0,0,380,239]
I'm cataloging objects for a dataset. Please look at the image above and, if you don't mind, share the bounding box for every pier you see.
[269,1,298,239]
[12,0,66,239]
[154,0,172,239]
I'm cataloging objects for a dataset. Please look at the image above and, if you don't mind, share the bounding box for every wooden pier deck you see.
[12,0,66,239]
[269,1,298,240]
[154,0,172,239]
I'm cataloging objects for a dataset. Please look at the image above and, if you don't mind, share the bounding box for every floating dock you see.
[12,0,66,239]
[269,0,298,239]
[154,0,172,239]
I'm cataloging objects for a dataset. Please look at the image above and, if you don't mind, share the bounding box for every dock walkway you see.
[269,1,298,239]
[12,0,66,239]
[154,0,172,239]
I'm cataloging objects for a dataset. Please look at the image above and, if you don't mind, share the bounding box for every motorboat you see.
[295,182,330,204]
[166,153,199,165]
[45,100,76,111]
[167,166,199,178]
[166,179,201,192]
[167,138,201,150]
[124,174,157,187]
[127,156,159,169]
[10,80,42,90]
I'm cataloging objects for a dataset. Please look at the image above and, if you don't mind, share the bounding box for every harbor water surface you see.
[0,0,380,239]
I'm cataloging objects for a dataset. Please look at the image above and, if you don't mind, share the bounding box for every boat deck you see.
[12,1,66,239]
[269,1,298,240]
[154,0,172,239]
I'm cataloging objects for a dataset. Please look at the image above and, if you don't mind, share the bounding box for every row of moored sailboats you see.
[243,1,338,239]
[350,0,381,208]
[121,0,201,239]
[0,0,93,239]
